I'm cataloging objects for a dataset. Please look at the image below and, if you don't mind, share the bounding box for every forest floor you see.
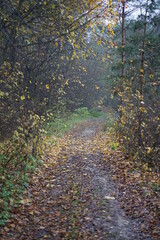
[0,119,159,240]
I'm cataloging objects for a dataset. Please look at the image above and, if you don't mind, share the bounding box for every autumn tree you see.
[0,0,116,137]
[110,0,160,170]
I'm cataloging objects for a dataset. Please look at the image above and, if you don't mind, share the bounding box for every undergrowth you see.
[46,107,105,137]
[0,107,105,226]
[0,152,43,226]
[0,113,44,226]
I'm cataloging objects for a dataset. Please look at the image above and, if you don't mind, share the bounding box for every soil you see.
[0,120,154,240]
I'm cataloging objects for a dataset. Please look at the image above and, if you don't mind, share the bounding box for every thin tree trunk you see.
[138,1,148,147]
[121,0,125,78]
[120,0,125,119]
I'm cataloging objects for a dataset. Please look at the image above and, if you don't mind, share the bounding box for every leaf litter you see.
[0,119,159,239]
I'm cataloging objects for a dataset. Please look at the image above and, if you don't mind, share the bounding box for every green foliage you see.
[46,107,105,137]
[74,107,90,116]
[105,116,116,131]
[0,111,45,225]
[109,141,119,151]
[89,109,103,118]
[0,150,42,226]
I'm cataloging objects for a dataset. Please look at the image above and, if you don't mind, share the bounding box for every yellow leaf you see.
[29,211,34,215]
[82,67,86,72]
[139,107,145,112]
[46,84,49,90]
[55,42,58,47]
[71,31,75,37]
[107,23,111,29]
[140,69,144,73]
[102,27,105,34]
[72,50,78,59]
[149,74,153,78]
[97,38,101,45]
[20,199,32,204]
[65,80,69,85]
[121,116,125,125]
[0,91,5,97]
[20,95,25,101]
[147,147,152,154]
[111,30,114,35]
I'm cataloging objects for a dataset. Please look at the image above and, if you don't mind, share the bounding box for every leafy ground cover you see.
[0,118,159,239]
[0,108,104,227]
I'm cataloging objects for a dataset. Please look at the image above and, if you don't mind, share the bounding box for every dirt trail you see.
[0,120,153,240]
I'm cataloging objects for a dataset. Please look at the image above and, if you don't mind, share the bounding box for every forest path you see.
[0,120,153,240]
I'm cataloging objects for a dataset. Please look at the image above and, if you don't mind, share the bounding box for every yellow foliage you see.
[65,80,69,86]
[147,147,152,154]
[107,23,111,29]
[149,74,153,78]
[20,95,25,101]
[139,107,146,113]
[97,38,101,45]
[0,91,5,97]
[121,116,125,125]
[46,84,49,90]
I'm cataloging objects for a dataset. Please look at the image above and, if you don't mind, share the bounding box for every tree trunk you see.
[120,0,125,120]
[138,0,148,147]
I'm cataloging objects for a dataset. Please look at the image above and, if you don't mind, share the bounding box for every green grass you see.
[46,107,105,137]
[109,141,119,151]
